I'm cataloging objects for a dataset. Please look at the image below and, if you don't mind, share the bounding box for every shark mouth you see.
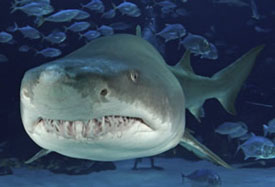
[34,116,153,139]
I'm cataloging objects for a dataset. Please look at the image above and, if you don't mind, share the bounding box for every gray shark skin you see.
[21,34,185,161]
[20,33,264,168]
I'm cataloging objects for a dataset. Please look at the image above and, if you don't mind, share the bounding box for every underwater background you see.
[0,0,275,186]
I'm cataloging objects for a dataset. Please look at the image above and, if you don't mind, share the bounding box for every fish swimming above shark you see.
[20,30,264,169]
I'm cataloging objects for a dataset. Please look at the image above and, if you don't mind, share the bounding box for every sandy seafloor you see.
[0,158,274,187]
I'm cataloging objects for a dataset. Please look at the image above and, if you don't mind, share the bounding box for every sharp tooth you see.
[102,116,105,128]
[63,121,70,137]
[52,120,59,133]
[74,121,83,138]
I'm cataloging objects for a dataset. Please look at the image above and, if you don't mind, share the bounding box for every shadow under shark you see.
[20,32,264,169]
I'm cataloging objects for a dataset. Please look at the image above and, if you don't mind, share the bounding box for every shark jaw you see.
[21,93,181,161]
[34,116,153,140]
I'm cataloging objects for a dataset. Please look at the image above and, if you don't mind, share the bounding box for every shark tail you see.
[180,129,232,169]
[211,44,265,115]
[170,45,264,120]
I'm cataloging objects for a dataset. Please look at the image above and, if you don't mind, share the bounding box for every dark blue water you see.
[1,0,275,176]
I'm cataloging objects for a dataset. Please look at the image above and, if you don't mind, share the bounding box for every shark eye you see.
[100,88,108,96]
[130,70,139,83]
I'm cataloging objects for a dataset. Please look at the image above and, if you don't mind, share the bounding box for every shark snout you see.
[38,65,67,84]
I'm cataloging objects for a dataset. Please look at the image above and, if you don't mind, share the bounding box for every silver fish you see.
[36,48,62,58]
[74,10,90,20]
[181,33,210,55]
[101,9,116,19]
[79,30,101,41]
[182,169,222,187]
[18,45,31,52]
[115,1,141,17]
[14,0,51,6]
[215,121,246,135]
[200,43,218,60]
[0,31,13,43]
[11,1,54,16]
[8,23,40,39]
[37,9,80,27]
[236,135,275,160]
[42,31,66,44]
[81,0,104,13]
[156,24,186,42]
[64,22,91,33]
[97,25,114,36]
[109,22,133,31]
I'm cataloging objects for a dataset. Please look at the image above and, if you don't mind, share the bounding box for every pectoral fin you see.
[179,129,232,169]
[25,149,52,164]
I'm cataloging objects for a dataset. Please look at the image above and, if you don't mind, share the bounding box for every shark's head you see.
[20,34,185,161]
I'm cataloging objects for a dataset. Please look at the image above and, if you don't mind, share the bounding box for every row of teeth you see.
[36,116,143,139]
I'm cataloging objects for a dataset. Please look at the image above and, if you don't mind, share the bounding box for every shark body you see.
[20,34,264,168]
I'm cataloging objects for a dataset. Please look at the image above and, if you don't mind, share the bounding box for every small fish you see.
[42,30,66,44]
[254,26,272,33]
[227,122,248,139]
[114,1,141,17]
[18,45,31,52]
[236,135,275,160]
[0,31,13,43]
[11,1,54,16]
[74,10,90,20]
[109,22,133,31]
[156,24,186,42]
[238,132,254,141]
[37,9,80,27]
[7,23,41,39]
[213,0,249,7]
[153,0,177,9]
[182,169,222,187]
[250,0,260,20]
[36,47,62,58]
[200,43,218,60]
[215,121,246,135]
[81,0,105,13]
[64,21,91,33]
[101,9,116,19]
[175,7,190,17]
[14,0,51,6]
[263,118,275,136]
[79,30,101,41]
[0,54,8,63]
[160,6,174,15]
[97,25,114,36]
[181,33,210,55]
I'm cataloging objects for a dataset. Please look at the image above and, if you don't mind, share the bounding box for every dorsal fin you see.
[175,50,194,73]
[136,25,142,37]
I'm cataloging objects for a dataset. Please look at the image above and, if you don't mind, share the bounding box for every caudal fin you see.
[212,44,265,115]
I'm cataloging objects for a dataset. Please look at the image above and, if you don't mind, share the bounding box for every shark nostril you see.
[100,88,108,96]
[22,88,30,98]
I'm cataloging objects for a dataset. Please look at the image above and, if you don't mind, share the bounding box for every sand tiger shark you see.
[20,31,264,168]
